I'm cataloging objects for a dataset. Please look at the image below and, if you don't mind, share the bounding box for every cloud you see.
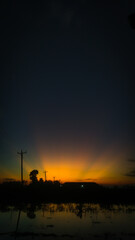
[84,178,97,181]
[128,159,135,163]
[3,178,15,182]
[76,178,97,182]
[125,170,135,177]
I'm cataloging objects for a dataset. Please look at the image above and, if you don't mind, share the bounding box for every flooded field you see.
[0,203,135,240]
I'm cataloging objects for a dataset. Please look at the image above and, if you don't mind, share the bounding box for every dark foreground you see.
[0,181,135,204]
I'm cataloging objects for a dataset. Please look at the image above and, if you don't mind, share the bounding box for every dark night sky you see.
[1,0,135,184]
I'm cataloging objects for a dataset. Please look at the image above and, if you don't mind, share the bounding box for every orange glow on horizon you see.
[0,143,135,185]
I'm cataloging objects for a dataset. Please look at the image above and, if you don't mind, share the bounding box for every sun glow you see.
[1,143,134,185]
[27,148,130,184]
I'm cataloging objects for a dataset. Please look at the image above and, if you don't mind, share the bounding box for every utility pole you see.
[43,170,48,182]
[53,177,55,182]
[17,150,27,183]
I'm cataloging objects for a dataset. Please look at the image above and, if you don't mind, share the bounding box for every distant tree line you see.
[29,169,60,186]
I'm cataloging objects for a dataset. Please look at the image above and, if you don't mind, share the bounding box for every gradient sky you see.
[1,0,135,184]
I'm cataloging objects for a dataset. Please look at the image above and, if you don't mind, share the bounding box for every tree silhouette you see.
[29,170,38,183]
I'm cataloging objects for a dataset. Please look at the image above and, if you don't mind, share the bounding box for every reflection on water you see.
[0,203,135,240]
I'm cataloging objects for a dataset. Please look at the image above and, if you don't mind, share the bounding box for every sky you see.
[1,0,135,185]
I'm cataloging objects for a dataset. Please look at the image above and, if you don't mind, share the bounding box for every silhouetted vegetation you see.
[29,169,39,183]
[0,170,134,204]
[0,179,135,204]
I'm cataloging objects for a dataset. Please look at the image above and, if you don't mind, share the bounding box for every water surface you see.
[0,203,135,240]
